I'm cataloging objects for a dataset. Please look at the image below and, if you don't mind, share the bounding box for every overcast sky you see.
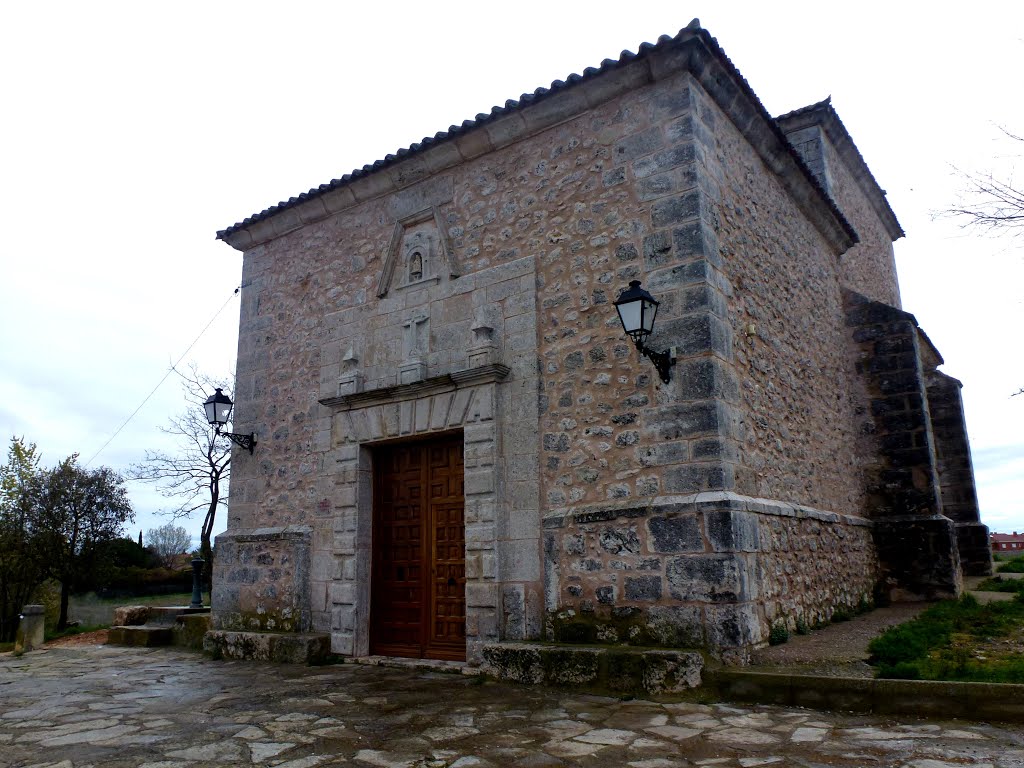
[2,1,1022,547]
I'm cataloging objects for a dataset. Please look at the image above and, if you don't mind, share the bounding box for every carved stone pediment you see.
[376,208,460,298]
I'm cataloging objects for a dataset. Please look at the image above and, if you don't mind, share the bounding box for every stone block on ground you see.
[173,613,212,650]
[106,626,173,647]
[112,605,151,627]
[481,642,703,695]
[14,605,45,653]
[203,630,331,663]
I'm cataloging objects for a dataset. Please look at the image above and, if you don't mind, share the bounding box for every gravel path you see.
[749,603,931,678]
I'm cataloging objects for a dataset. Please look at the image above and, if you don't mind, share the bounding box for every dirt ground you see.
[45,629,109,647]
[749,602,932,677]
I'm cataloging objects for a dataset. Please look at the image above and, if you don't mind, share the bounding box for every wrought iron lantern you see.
[203,388,256,454]
[614,280,676,384]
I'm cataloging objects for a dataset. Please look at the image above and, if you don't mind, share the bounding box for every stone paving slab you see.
[2,645,1024,768]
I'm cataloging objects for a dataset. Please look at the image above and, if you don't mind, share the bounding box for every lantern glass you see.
[614,280,659,345]
[203,388,234,427]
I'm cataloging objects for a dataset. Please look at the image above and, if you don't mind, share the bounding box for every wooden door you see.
[371,435,465,660]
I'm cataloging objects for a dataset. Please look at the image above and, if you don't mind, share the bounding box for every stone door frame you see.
[320,364,506,663]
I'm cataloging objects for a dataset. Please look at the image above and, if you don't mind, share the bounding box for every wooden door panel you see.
[371,444,425,656]
[371,435,465,660]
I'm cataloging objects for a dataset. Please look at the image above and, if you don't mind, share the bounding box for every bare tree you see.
[129,365,232,584]
[943,127,1024,396]
[145,522,193,567]
[946,152,1024,236]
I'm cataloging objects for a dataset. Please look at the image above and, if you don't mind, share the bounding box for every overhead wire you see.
[84,287,241,467]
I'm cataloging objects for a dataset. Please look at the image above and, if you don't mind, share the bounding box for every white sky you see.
[1,1,1022,546]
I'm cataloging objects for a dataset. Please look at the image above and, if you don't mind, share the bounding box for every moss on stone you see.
[550,608,696,649]
[604,650,647,694]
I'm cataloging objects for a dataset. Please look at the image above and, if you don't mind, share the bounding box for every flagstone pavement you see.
[1,645,1023,768]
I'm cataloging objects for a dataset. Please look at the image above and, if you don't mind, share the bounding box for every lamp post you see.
[203,388,256,454]
[190,557,205,609]
[614,280,676,384]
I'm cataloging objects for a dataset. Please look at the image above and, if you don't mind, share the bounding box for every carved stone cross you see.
[402,313,429,359]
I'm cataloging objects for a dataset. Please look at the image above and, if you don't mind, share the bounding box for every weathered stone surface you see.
[202,630,331,663]
[481,642,702,695]
[648,515,702,553]
[2,645,1022,767]
[666,555,750,603]
[13,605,44,654]
[112,606,150,627]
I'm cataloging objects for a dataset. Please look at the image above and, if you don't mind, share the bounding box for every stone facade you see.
[212,20,989,664]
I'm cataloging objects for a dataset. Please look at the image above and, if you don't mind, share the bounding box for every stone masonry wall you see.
[818,134,901,309]
[782,124,901,308]
[534,70,735,512]
[756,509,877,632]
[708,92,869,515]
[543,493,877,659]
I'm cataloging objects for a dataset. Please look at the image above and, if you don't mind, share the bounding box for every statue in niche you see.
[401,227,436,286]
[377,210,460,298]
[409,249,424,282]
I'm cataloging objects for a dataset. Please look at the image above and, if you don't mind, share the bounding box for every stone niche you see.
[212,526,312,633]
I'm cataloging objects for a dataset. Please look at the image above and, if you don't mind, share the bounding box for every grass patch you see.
[868,594,1024,683]
[74,591,195,607]
[997,555,1024,573]
[0,641,14,653]
[976,576,1024,594]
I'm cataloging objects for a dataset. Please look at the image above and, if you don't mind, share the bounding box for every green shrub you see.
[795,618,810,635]
[831,608,851,623]
[30,580,61,634]
[768,623,789,646]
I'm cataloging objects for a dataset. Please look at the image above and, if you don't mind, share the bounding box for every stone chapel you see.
[209,20,991,665]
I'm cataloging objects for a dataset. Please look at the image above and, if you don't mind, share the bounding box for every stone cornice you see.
[542,491,873,529]
[218,22,857,256]
[319,363,510,411]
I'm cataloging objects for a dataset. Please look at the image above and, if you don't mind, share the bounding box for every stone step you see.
[202,630,331,663]
[107,607,211,650]
[145,606,209,626]
[107,626,173,647]
[481,642,703,696]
